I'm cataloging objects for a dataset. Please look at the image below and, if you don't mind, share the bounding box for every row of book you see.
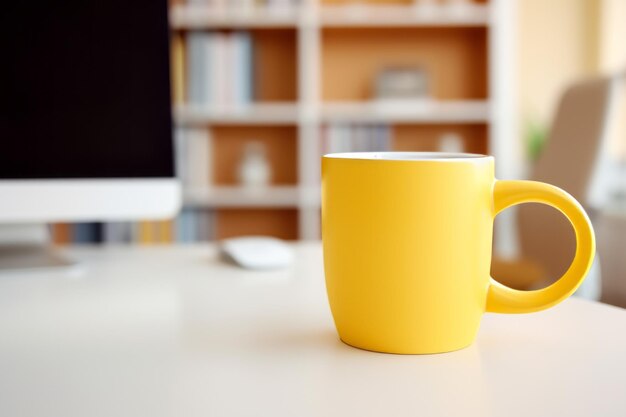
[186,31,254,108]
[321,123,393,154]
[178,124,467,191]
[175,124,462,191]
[176,125,464,180]
[321,124,467,154]
[176,125,396,191]
[51,209,216,245]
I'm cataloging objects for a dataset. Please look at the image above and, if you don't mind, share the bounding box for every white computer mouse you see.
[220,236,294,270]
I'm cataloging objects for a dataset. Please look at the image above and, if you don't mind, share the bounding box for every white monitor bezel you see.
[0,179,180,222]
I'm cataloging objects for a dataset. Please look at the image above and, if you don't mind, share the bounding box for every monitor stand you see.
[0,224,77,273]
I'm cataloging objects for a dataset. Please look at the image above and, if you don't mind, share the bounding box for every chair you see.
[492,75,620,291]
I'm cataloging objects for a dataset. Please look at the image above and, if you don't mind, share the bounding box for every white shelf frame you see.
[174,103,299,126]
[319,4,490,28]
[320,100,490,124]
[171,0,516,241]
[184,185,320,209]
[170,5,299,29]
[170,3,490,29]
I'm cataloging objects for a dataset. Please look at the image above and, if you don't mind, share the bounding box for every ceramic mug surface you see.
[322,152,595,354]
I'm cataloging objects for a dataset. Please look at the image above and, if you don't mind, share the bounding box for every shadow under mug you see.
[321,152,595,354]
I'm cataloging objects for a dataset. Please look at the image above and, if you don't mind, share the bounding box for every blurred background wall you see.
[518,0,625,167]
[519,0,600,126]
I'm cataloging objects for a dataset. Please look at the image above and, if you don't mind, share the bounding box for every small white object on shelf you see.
[375,67,431,101]
[439,132,465,153]
[220,236,294,270]
[238,142,272,188]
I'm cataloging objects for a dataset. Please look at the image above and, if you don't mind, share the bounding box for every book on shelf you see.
[136,220,176,245]
[175,127,212,188]
[187,32,210,105]
[103,222,134,244]
[51,223,72,245]
[137,221,156,244]
[214,32,229,106]
[232,31,253,107]
[157,220,175,243]
[195,209,214,241]
[175,208,215,243]
[171,33,186,105]
[323,123,392,154]
[50,211,216,245]
[72,223,103,244]
[186,31,255,109]
[49,223,102,245]
[176,208,195,243]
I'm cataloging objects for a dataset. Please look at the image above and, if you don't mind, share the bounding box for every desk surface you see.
[1,244,625,417]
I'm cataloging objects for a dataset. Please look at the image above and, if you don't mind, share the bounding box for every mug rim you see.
[323,152,493,162]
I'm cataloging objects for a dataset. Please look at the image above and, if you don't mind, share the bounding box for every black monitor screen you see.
[0,0,174,179]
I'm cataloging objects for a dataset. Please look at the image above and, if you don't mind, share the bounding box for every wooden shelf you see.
[184,186,320,208]
[392,124,489,155]
[321,26,488,101]
[170,5,299,29]
[320,100,490,123]
[174,103,299,126]
[215,208,299,240]
[319,4,490,27]
[175,101,488,125]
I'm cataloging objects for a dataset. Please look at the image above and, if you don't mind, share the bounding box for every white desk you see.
[1,244,625,417]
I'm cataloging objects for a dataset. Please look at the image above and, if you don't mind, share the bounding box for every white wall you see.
[517,0,599,129]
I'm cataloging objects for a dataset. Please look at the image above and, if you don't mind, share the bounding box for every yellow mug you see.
[321,152,595,354]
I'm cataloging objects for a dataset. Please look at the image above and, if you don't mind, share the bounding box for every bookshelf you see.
[166,0,517,243]
[52,0,513,245]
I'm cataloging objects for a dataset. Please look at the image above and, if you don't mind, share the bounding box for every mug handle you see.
[487,180,596,314]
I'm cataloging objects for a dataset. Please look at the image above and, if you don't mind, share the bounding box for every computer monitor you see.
[0,0,179,223]
[0,0,180,267]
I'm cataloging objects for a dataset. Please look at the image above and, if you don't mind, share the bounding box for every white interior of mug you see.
[323,152,491,161]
